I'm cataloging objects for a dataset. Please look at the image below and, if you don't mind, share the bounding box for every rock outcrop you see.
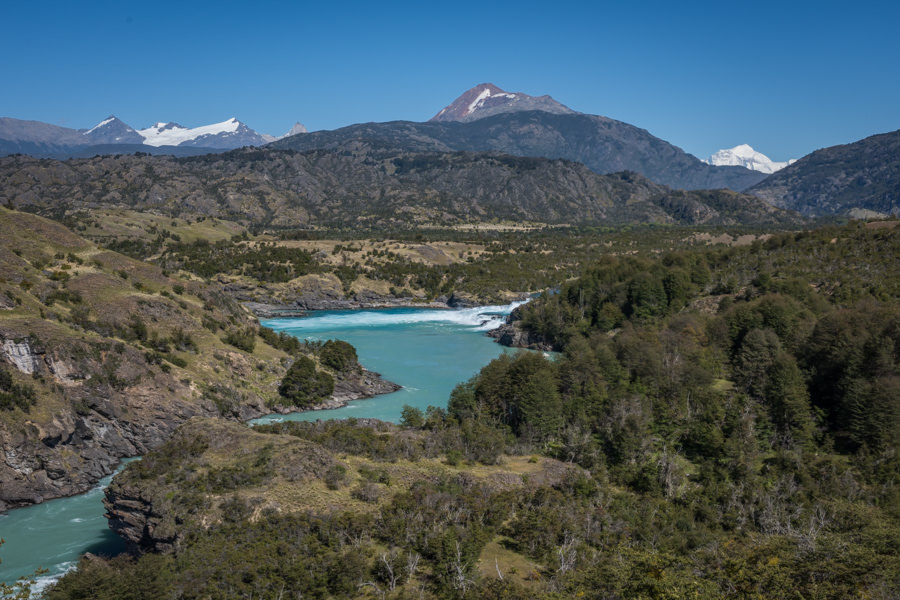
[103,482,180,554]
[487,307,556,351]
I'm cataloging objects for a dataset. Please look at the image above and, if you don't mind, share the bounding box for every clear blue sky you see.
[2,0,898,161]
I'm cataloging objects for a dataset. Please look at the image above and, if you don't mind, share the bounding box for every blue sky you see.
[2,0,898,161]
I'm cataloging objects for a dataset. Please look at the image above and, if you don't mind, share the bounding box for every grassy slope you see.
[0,208,293,505]
[104,417,576,590]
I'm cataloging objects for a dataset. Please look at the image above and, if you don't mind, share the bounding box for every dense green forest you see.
[34,222,900,599]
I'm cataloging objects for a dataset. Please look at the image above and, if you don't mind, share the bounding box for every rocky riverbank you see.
[486,305,557,351]
[0,330,398,513]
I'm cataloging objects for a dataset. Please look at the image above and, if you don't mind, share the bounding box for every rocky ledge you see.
[488,322,555,351]
[103,484,179,554]
[487,306,556,351]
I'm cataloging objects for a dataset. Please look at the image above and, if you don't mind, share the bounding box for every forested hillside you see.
[43,221,900,599]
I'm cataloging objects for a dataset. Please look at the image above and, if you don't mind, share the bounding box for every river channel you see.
[0,302,522,590]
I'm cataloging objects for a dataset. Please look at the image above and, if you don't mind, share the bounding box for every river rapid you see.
[0,302,524,590]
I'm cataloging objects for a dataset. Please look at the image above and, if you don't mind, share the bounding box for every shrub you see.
[278,356,334,408]
[0,366,37,412]
[318,339,358,372]
[222,328,256,353]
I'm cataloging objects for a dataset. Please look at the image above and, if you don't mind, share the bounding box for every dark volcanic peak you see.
[749,129,900,217]
[430,82,575,123]
[271,111,768,191]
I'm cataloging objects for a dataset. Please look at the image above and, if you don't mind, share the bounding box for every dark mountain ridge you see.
[271,111,767,192]
[749,129,900,217]
[0,144,799,229]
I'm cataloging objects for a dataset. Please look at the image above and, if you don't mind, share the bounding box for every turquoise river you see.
[0,302,523,590]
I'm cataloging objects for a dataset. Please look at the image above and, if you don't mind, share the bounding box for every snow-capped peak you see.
[704,144,796,174]
[430,83,574,123]
[138,118,242,147]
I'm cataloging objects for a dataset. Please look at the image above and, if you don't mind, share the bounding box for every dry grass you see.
[260,239,487,268]
[865,219,900,230]
[686,232,772,246]
[477,538,544,585]
[170,420,580,527]
[78,209,245,245]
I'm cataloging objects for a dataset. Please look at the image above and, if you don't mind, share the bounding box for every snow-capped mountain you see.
[430,83,575,123]
[704,144,795,174]
[137,117,272,149]
[0,115,292,157]
[81,116,144,144]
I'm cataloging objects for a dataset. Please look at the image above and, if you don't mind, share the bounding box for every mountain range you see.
[268,120,764,192]
[0,83,897,218]
[0,84,766,191]
[0,115,305,157]
[0,142,800,230]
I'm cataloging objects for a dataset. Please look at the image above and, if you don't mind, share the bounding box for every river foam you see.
[264,300,527,334]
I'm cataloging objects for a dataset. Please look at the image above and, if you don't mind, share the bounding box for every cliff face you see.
[103,478,180,554]
[0,323,272,511]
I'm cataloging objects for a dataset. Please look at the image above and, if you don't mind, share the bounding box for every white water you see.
[264,301,528,334]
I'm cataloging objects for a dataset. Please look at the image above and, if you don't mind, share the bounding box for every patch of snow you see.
[704,144,796,174]
[465,87,494,116]
[82,117,115,135]
[465,88,519,116]
[138,118,241,147]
